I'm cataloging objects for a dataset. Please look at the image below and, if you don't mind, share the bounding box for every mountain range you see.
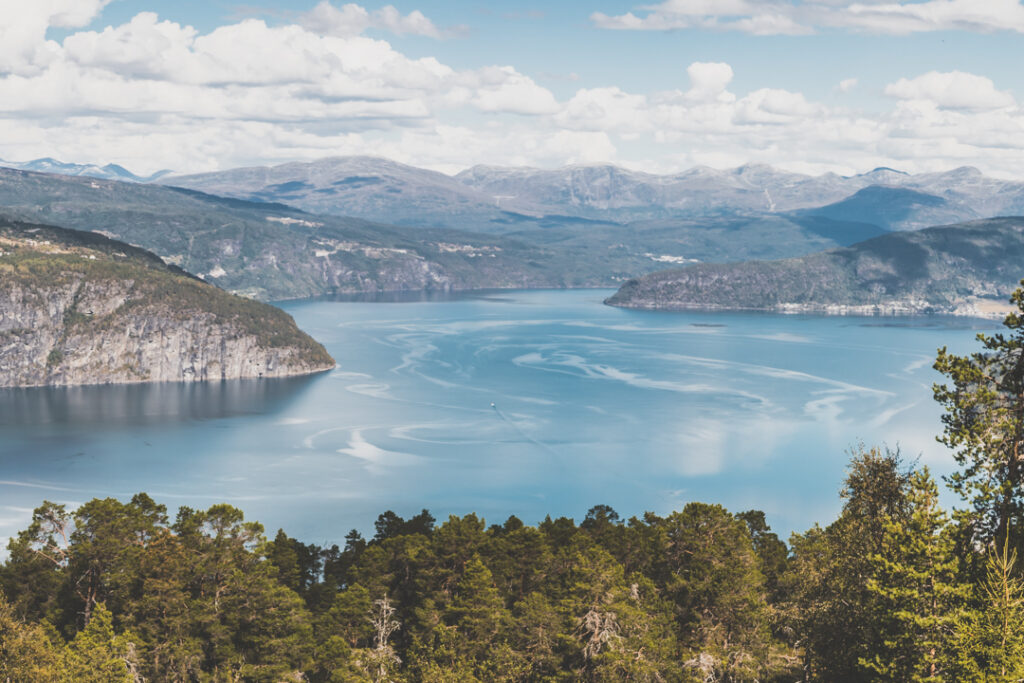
[13,156,1024,237]
[162,157,1024,234]
[0,157,172,183]
[0,167,606,301]
[6,156,1024,315]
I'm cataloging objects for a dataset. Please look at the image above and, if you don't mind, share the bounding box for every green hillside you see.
[607,217,1024,314]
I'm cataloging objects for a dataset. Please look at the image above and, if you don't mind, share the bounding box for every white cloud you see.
[885,71,1016,110]
[464,66,560,115]
[593,0,1024,35]
[0,0,112,74]
[555,87,649,131]
[299,2,448,39]
[834,0,1024,35]
[591,0,813,34]
[2,2,1024,183]
[685,62,735,102]
[838,77,858,92]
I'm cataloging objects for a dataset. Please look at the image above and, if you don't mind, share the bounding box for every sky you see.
[2,0,1024,177]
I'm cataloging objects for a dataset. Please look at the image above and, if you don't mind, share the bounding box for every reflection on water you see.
[0,375,320,427]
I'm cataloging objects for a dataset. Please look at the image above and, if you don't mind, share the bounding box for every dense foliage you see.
[7,291,1024,680]
[0,451,1014,682]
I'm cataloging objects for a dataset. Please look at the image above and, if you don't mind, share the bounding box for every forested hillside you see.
[6,288,1024,681]
[607,217,1024,315]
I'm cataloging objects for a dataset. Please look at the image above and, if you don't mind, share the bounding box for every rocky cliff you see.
[0,219,334,387]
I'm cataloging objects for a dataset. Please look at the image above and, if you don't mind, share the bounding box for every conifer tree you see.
[60,603,137,683]
[948,537,1024,681]
[788,446,913,680]
[860,468,967,682]
[935,281,1024,545]
[0,591,58,683]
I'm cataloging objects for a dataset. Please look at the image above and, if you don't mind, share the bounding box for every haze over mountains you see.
[0,157,172,183]
[0,167,605,301]
[163,156,1024,234]
[6,155,1024,315]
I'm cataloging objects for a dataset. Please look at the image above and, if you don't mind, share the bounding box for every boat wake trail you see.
[491,403,562,462]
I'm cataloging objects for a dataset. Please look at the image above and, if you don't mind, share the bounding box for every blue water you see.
[0,290,1001,547]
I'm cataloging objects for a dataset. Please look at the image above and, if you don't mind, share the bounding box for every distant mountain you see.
[0,167,607,301]
[0,164,917,304]
[792,185,973,232]
[0,157,171,183]
[163,156,1024,232]
[605,217,1024,316]
[455,162,858,220]
[0,218,333,387]
[164,156,537,232]
[10,158,1021,305]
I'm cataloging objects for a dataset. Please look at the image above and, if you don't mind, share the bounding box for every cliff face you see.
[0,220,334,387]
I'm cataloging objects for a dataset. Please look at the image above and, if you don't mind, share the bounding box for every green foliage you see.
[935,279,1024,545]
[948,539,1024,681]
[0,495,792,682]
[60,603,137,682]
[860,469,968,682]
[0,591,59,682]
[788,446,917,680]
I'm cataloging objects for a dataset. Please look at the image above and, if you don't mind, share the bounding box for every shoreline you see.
[605,296,1013,320]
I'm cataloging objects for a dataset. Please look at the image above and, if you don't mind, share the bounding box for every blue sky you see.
[4,0,1024,176]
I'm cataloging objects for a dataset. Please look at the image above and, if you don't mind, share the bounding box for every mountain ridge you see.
[0,157,172,183]
[605,216,1024,316]
[162,156,1024,232]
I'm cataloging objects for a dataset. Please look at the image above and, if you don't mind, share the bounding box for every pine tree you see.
[0,591,59,683]
[860,468,967,682]
[948,538,1024,681]
[788,446,913,681]
[935,281,1024,545]
[60,603,137,683]
[661,503,771,682]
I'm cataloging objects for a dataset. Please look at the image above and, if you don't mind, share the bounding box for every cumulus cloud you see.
[2,1,1024,182]
[885,71,1016,110]
[0,4,565,173]
[299,2,450,39]
[464,66,560,115]
[592,0,1024,35]
[0,0,112,74]
[685,62,735,102]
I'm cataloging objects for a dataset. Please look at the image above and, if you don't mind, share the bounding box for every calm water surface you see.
[0,290,1001,545]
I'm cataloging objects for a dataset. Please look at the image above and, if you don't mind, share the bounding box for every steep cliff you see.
[0,219,334,387]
